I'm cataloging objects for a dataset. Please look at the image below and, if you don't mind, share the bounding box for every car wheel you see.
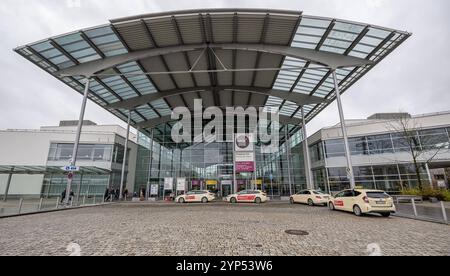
[230,197,237,204]
[307,199,314,206]
[201,197,208,204]
[381,213,391,218]
[290,197,295,204]
[255,197,262,204]
[353,205,363,217]
[329,202,335,210]
[179,198,185,204]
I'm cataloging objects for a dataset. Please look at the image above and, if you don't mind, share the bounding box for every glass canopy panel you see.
[279,101,298,117]
[150,99,172,116]
[116,62,158,95]
[264,96,284,111]
[273,57,306,91]
[84,26,128,57]
[99,75,138,100]
[136,105,159,120]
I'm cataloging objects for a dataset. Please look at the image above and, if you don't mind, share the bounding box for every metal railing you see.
[0,196,116,218]
[394,198,449,224]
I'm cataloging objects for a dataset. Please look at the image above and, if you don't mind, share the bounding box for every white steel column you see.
[301,107,314,190]
[285,127,293,196]
[332,70,356,189]
[3,171,13,202]
[65,78,91,205]
[146,130,154,200]
[119,110,131,200]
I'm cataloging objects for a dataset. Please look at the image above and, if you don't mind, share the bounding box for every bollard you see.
[82,195,86,206]
[110,196,113,203]
[56,197,60,209]
[102,196,105,204]
[93,196,96,205]
[411,198,418,217]
[441,201,448,224]
[38,198,43,211]
[18,198,24,214]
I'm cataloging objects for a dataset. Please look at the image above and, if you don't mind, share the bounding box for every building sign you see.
[221,180,232,186]
[164,177,173,190]
[177,178,186,191]
[234,133,255,172]
[191,180,200,186]
[235,133,255,152]
[150,184,159,196]
[206,180,218,186]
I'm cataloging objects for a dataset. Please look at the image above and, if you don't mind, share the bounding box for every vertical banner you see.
[234,133,255,173]
[150,184,159,196]
[164,177,173,190]
[177,178,186,191]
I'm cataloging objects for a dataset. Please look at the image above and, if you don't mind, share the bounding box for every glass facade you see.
[320,127,450,193]
[42,143,130,198]
[134,130,307,199]
[133,125,449,198]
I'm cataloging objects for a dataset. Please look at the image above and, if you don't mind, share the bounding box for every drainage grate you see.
[285,230,309,236]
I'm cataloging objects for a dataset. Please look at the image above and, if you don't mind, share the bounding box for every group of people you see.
[60,189,75,204]
[104,188,129,201]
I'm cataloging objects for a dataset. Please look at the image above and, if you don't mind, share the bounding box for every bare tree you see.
[386,115,449,190]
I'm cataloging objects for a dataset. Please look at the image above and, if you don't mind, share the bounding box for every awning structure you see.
[14,8,411,146]
[0,165,111,175]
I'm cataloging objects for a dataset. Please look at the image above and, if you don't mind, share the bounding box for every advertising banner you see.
[150,184,159,196]
[177,178,186,191]
[164,177,173,190]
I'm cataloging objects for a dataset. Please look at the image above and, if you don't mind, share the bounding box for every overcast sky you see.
[0,0,449,135]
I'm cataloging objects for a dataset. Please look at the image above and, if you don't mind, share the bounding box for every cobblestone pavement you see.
[0,202,449,256]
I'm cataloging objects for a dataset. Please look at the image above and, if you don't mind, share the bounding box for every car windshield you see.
[313,191,325,195]
[366,192,390,199]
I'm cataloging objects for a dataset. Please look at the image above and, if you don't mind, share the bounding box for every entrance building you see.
[14,9,411,199]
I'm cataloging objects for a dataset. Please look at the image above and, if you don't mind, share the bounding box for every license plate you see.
[376,201,386,205]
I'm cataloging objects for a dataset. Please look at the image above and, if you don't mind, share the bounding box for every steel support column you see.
[146,130,154,200]
[119,110,131,200]
[65,78,91,205]
[332,70,355,189]
[3,172,13,202]
[285,127,293,196]
[301,107,314,189]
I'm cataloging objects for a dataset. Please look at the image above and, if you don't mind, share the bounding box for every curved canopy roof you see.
[15,8,410,145]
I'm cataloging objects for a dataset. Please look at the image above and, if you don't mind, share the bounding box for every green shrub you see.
[401,187,450,202]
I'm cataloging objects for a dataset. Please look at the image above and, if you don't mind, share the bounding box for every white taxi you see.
[328,189,396,217]
[225,190,268,204]
[175,190,216,203]
[290,190,331,206]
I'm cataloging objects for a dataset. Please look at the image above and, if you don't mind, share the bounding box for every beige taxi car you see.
[225,190,268,204]
[290,189,331,206]
[175,190,216,203]
[328,189,396,217]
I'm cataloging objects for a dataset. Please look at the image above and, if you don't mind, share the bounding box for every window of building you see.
[418,128,450,150]
[367,134,394,154]
[324,139,345,158]
[309,142,324,162]
[48,143,114,162]
[348,137,369,155]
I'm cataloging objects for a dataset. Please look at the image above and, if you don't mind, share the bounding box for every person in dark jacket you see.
[61,189,66,203]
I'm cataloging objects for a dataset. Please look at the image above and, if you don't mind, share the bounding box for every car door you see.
[237,191,248,202]
[185,191,196,202]
[292,191,303,203]
[333,191,346,210]
[303,190,312,203]
[341,190,357,212]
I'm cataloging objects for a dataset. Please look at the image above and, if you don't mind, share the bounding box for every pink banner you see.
[236,161,255,173]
